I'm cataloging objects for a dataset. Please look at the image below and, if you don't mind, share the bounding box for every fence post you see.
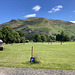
[32,46,33,57]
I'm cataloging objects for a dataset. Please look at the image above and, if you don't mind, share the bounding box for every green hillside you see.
[0,17,75,39]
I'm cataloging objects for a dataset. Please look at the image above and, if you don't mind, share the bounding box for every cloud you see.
[48,5,63,13]
[73,11,75,12]
[24,14,36,18]
[32,5,41,11]
[70,21,75,23]
[48,11,53,13]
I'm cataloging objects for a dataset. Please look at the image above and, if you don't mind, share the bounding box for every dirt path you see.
[0,67,75,75]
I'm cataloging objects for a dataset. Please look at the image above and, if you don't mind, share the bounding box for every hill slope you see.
[0,17,75,39]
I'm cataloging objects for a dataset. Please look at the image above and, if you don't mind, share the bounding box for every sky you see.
[0,0,75,24]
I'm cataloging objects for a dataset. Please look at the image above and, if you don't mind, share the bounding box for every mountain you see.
[0,17,75,39]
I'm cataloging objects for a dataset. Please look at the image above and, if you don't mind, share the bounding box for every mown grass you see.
[0,42,75,70]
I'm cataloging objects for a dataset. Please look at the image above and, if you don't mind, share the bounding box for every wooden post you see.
[61,42,62,45]
[31,46,33,57]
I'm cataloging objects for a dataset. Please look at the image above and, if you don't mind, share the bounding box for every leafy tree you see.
[64,34,71,41]
[41,34,47,42]
[1,26,20,43]
[13,32,20,43]
[49,35,56,41]
[56,34,61,41]
[17,30,26,42]
[34,33,41,42]
[71,36,75,41]
[45,34,53,42]
[20,37,26,43]
[56,31,71,41]
[0,30,3,39]
[17,30,25,37]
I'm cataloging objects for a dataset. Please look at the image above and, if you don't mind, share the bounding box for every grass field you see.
[0,42,75,70]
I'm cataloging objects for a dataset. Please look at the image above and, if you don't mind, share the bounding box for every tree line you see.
[0,26,71,43]
[56,31,71,42]
[33,31,71,42]
[33,33,55,42]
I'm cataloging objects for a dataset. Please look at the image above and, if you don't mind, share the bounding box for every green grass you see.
[0,42,75,70]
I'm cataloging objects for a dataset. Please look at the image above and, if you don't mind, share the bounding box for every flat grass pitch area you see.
[0,42,75,70]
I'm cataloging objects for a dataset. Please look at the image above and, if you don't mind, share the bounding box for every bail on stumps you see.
[30,46,35,63]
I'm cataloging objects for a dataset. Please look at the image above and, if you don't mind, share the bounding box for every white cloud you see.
[48,5,63,13]
[24,14,36,18]
[32,5,41,11]
[70,21,75,23]
[48,10,53,13]
[73,11,75,12]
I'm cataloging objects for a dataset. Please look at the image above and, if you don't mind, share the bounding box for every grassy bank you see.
[0,42,75,70]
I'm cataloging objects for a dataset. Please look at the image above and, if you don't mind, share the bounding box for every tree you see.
[71,36,75,41]
[0,30,3,39]
[41,34,47,42]
[34,33,41,42]
[13,32,20,43]
[1,26,20,43]
[45,34,53,42]
[64,34,71,41]
[17,30,26,43]
[56,34,61,41]
[56,31,71,42]
[20,37,26,43]
[17,30,25,37]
